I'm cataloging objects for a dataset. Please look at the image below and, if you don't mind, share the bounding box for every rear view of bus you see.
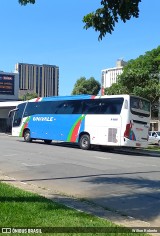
[123,96,150,148]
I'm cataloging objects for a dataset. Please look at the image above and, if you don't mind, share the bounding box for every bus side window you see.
[82,100,100,114]
[114,104,122,114]
[24,103,39,117]
[102,104,120,114]
[71,101,83,114]
[54,102,69,114]
[54,100,82,114]
[110,105,118,114]
[64,103,74,114]
[88,105,100,114]
[100,103,109,114]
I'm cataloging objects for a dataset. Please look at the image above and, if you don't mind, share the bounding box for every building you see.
[101,59,127,95]
[0,71,19,132]
[15,63,59,97]
[0,71,19,101]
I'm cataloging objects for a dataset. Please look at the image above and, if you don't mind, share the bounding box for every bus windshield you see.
[130,96,150,117]
[13,103,26,127]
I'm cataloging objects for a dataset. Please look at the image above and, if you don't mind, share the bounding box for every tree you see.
[105,46,160,115]
[19,0,35,4]
[19,92,38,101]
[71,77,101,95]
[18,0,141,40]
[105,82,129,95]
[83,0,141,40]
[119,46,160,104]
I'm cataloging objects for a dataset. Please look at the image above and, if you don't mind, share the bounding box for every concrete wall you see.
[0,108,11,118]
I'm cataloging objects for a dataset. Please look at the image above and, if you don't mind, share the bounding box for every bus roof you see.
[0,101,24,108]
[28,94,131,102]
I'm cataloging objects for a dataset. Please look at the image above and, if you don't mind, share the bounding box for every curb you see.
[117,148,160,157]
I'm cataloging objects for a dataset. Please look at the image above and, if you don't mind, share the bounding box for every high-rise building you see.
[101,59,127,95]
[15,63,59,97]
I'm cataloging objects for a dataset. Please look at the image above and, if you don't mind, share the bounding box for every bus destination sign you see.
[0,74,14,95]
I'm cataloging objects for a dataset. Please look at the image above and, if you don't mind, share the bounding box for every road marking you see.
[3,154,17,157]
[21,163,46,167]
[94,156,111,160]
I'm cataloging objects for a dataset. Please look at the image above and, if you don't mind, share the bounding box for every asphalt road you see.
[0,134,160,226]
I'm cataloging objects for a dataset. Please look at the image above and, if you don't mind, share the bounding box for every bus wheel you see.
[79,134,90,150]
[24,130,32,142]
[158,140,160,146]
[44,139,52,144]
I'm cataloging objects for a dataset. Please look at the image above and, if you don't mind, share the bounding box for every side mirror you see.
[8,111,12,118]
[8,108,19,117]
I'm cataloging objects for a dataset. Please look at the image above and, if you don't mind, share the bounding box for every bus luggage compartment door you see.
[131,120,148,142]
[98,115,122,146]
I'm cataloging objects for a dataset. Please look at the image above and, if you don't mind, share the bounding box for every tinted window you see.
[83,98,124,114]
[82,100,101,114]
[130,97,150,117]
[23,98,124,116]
[54,100,83,114]
[100,98,124,114]
[24,101,58,117]
[24,100,83,116]
[24,102,40,117]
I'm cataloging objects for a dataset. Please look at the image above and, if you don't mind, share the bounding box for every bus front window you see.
[13,103,26,127]
[130,97,150,117]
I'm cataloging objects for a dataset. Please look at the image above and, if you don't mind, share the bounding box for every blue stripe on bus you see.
[28,114,85,141]
[41,95,93,102]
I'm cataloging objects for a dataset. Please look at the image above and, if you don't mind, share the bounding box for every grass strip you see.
[0,182,148,236]
[146,145,160,152]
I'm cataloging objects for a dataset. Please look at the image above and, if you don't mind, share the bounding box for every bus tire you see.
[24,129,32,142]
[158,140,160,146]
[44,139,52,144]
[79,134,90,150]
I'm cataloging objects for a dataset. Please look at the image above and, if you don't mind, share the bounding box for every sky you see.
[0,0,160,96]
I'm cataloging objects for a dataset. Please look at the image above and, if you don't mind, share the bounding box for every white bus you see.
[10,94,150,150]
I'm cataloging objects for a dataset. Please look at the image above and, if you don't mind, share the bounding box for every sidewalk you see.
[117,147,160,157]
